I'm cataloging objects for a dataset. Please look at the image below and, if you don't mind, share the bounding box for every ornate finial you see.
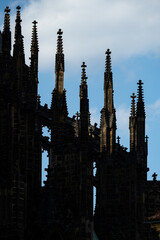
[32,20,38,26]
[81,62,88,83]
[105,49,111,55]
[105,48,112,74]
[5,6,10,13]
[57,29,63,35]
[130,93,136,117]
[152,172,157,181]
[117,136,120,144]
[16,6,21,10]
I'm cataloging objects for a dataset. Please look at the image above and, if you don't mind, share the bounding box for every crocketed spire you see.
[56,29,63,54]
[3,6,10,32]
[105,49,112,76]
[13,6,24,61]
[31,20,39,55]
[80,62,88,100]
[30,20,39,86]
[130,93,136,117]
[55,28,64,73]
[136,80,145,117]
[81,62,88,84]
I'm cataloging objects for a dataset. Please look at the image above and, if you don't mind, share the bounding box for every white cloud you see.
[90,107,100,126]
[147,98,160,121]
[116,104,130,134]
[1,0,160,70]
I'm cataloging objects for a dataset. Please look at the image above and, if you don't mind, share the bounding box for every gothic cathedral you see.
[0,6,159,240]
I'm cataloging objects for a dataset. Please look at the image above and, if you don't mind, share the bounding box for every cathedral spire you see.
[136,80,145,117]
[105,48,112,77]
[79,62,89,143]
[80,62,88,99]
[13,6,25,62]
[129,93,136,152]
[2,6,11,54]
[135,80,146,159]
[100,49,116,153]
[31,20,39,56]
[56,28,63,55]
[55,29,64,93]
[30,20,39,85]
[130,93,136,117]
[3,6,10,32]
[104,49,113,111]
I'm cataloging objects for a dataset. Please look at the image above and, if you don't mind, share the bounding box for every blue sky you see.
[1,0,160,181]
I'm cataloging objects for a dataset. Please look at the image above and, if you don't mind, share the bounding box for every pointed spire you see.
[137,80,144,102]
[13,6,25,61]
[130,93,136,117]
[31,20,39,55]
[80,62,88,99]
[3,6,10,32]
[30,20,39,87]
[81,62,88,84]
[55,28,64,72]
[105,49,112,76]
[56,29,63,54]
[136,80,145,117]
[2,6,11,54]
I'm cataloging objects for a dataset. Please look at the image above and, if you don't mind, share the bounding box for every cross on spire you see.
[32,20,38,26]
[105,49,111,55]
[105,48,112,75]
[145,135,149,141]
[5,6,10,13]
[152,172,157,181]
[16,5,21,11]
[57,29,63,35]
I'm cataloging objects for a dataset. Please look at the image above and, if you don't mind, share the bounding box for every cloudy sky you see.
[0,0,160,181]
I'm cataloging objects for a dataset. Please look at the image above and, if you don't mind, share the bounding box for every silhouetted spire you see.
[101,49,116,153]
[105,49,112,76]
[13,6,25,61]
[31,20,39,55]
[56,29,63,54]
[30,21,39,87]
[3,6,10,32]
[55,29,64,73]
[130,93,136,117]
[104,49,114,111]
[81,62,88,84]
[80,62,88,99]
[136,80,145,117]
[79,62,89,143]
[2,6,11,54]
[55,29,65,93]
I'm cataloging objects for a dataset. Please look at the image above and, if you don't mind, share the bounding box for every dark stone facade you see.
[0,6,159,240]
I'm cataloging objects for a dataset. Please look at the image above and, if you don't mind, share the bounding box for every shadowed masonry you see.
[0,5,159,240]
